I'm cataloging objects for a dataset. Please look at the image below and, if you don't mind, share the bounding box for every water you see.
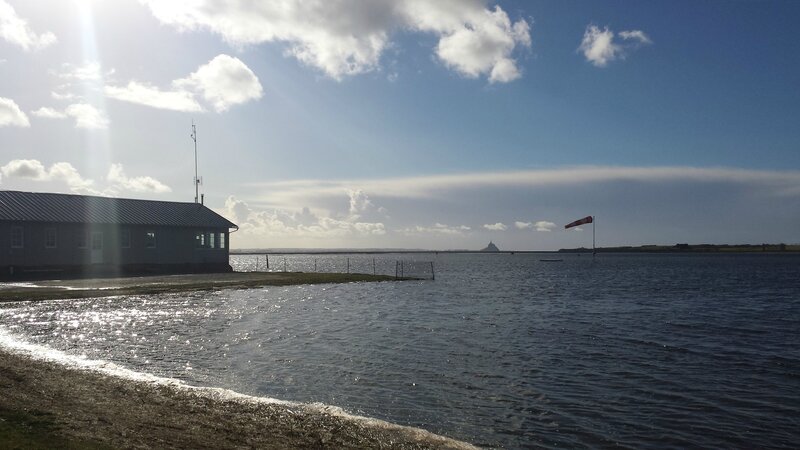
[1,253,799,448]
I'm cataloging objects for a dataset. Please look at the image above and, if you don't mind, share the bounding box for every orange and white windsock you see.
[565,216,593,229]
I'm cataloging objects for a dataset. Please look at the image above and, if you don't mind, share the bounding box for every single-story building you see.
[0,190,237,279]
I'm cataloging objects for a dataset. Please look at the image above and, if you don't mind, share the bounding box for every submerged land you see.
[0,271,409,303]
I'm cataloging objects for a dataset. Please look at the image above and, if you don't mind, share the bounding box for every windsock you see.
[565,216,593,229]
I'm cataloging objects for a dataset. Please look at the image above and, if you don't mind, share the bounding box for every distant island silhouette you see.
[480,241,500,252]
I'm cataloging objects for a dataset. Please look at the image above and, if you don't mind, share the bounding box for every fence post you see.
[266,254,269,270]
[347,257,350,274]
[401,260,404,278]
[314,259,317,272]
[373,258,376,275]
[284,257,287,272]
[395,261,398,279]
[256,256,259,272]
[431,261,435,280]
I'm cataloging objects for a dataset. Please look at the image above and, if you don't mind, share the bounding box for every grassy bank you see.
[0,272,412,303]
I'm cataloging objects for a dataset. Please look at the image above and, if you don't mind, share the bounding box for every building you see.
[0,190,237,279]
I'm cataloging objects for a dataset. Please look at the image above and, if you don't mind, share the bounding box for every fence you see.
[230,254,435,280]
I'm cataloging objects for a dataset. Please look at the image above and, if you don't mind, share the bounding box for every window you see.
[145,231,156,248]
[209,232,216,249]
[220,232,226,249]
[121,229,131,248]
[77,230,88,248]
[10,226,23,248]
[200,232,207,248]
[195,231,203,248]
[45,228,57,248]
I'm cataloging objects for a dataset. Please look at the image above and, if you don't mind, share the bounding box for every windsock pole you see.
[593,216,596,258]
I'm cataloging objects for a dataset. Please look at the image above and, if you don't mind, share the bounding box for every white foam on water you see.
[0,326,477,449]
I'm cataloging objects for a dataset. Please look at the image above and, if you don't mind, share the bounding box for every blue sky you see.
[1,0,799,250]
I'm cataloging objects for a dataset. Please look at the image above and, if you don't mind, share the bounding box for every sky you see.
[1,0,799,250]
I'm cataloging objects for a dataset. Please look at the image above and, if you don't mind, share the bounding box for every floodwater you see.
[1,253,799,448]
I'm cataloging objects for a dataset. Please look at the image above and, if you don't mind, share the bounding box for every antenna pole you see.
[593,215,596,258]
[191,121,199,203]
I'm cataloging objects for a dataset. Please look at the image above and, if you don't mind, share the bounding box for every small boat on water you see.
[539,259,563,262]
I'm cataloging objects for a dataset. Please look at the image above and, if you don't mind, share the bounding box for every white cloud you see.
[1,159,172,196]
[0,97,30,127]
[174,54,263,112]
[1,159,93,191]
[579,25,652,67]
[399,223,471,236]
[31,106,67,119]
[107,163,171,193]
[56,61,112,82]
[29,103,108,129]
[483,222,507,231]
[105,81,204,113]
[0,0,56,51]
[515,221,532,230]
[106,54,261,113]
[619,30,652,45]
[64,103,108,129]
[431,6,531,83]
[51,91,77,101]
[534,220,556,232]
[222,194,386,244]
[139,0,530,83]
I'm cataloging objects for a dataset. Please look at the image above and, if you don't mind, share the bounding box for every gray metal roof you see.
[0,191,237,229]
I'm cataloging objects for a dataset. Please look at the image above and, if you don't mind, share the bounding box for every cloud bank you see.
[139,0,531,83]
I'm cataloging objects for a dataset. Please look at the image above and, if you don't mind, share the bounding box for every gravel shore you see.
[0,345,475,449]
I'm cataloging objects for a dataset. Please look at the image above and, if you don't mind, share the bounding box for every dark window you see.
[45,227,57,248]
[145,231,156,248]
[10,226,23,248]
[77,230,88,248]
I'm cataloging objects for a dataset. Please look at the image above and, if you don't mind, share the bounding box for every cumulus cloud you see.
[431,6,531,83]
[56,61,113,82]
[579,25,651,67]
[1,159,93,191]
[107,163,171,193]
[105,54,261,113]
[1,159,171,195]
[104,81,203,113]
[29,103,108,129]
[64,103,108,129]
[515,221,532,230]
[31,106,67,119]
[0,97,29,127]
[139,0,530,83]
[483,222,507,231]
[222,194,386,245]
[534,220,556,232]
[174,54,263,112]
[0,0,56,51]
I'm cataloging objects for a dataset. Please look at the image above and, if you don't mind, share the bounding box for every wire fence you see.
[230,254,435,280]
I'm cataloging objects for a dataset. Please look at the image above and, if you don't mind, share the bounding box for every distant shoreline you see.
[231,244,800,255]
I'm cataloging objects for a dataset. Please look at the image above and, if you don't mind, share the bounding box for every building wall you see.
[0,221,230,275]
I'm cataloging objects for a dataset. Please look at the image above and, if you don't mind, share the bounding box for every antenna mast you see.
[191,121,200,203]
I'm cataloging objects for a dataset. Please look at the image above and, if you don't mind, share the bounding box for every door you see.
[90,231,103,264]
